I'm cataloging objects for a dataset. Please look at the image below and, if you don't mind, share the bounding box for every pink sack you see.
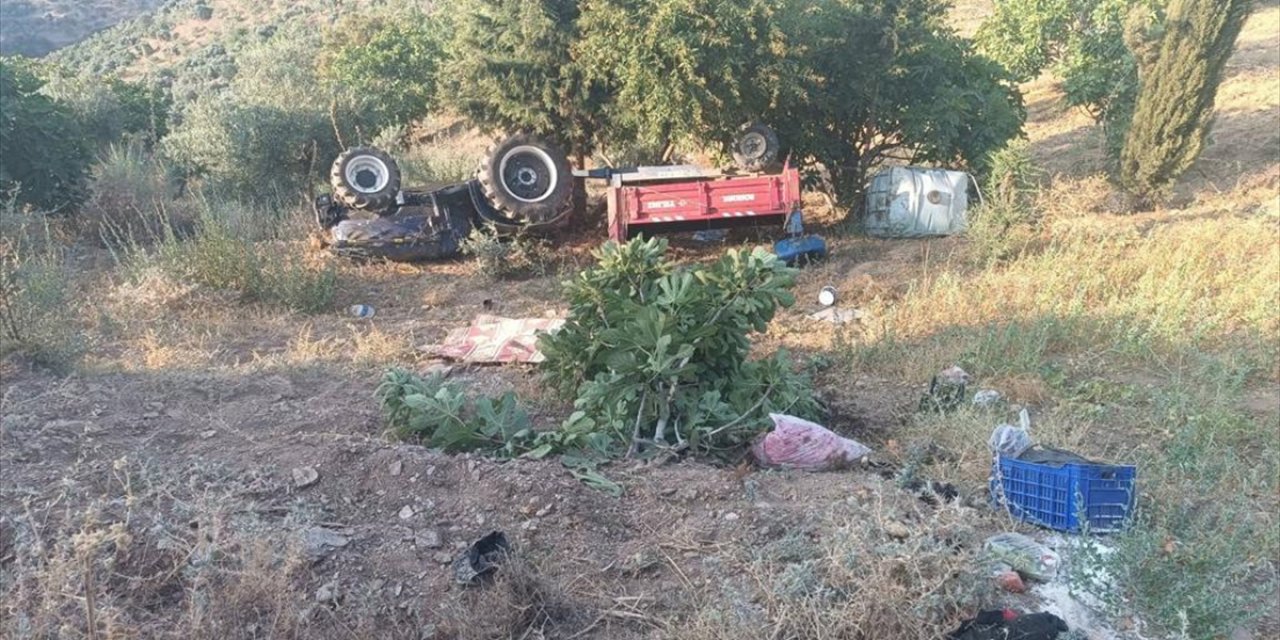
[751,413,872,471]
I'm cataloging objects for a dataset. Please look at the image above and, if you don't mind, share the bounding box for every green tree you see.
[1119,0,1252,203]
[319,11,446,128]
[440,0,608,160]
[576,0,797,160]
[776,0,1024,204]
[977,0,1159,154]
[0,58,91,211]
[576,0,1021,204]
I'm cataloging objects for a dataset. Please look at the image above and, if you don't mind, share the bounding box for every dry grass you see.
[0,459,312,639]
[678,493,991,640]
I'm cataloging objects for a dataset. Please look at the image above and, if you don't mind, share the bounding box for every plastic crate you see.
[992,455,1136,533]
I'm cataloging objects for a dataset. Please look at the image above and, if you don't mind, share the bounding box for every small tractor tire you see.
[331,146,401,212]
[477,132,573,225]
[731,122,780,173]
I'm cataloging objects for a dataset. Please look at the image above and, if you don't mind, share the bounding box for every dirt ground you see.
[1,222,974,637]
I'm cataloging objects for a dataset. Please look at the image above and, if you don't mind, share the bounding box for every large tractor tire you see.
[731,122,780,172]
[477,132,573,225]
[331,146,401,212]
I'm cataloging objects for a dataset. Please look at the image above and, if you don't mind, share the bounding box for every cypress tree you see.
[1119,0,1252,204]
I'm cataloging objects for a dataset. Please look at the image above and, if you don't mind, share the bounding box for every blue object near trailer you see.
[774,235,828,266]
[992,453,1137,533]
[773,209,827,266]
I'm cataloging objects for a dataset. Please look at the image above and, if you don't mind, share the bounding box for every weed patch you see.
[460,226,557,281]
[0,215,85,370]
[115,197,338,314]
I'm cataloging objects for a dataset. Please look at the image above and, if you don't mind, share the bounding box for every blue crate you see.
[992,455,1136,533]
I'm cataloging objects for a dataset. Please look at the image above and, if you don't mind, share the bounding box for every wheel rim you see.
[345,156,391,194]
[498,145,558,203]
[739,131,768,160]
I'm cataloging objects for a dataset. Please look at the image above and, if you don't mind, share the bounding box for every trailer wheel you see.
[732,122,780,172]
[477,132,572,225]
[331,147,401,212]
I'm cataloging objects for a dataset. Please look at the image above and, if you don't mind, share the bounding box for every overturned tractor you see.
[315,132,573,261]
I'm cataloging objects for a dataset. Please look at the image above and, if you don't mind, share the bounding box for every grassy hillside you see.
[50,0,417,77]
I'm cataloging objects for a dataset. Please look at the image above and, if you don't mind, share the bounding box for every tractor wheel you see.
[477,132,572,225]
[331,147,401,212]
[731,122,780,172]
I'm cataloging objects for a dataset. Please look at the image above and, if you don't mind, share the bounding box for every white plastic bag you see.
[989,408,1033,458]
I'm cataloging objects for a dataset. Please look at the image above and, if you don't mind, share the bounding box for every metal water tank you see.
[864,167,971,237]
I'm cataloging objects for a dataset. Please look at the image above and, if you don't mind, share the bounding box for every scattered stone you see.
[534,504,554,518]
[292,466,320,488]
[433,551,453,565]
[394,583,403,597]
[314,581,339,604]
[884,520,912,540]
[415,530,442,549]
[301,527,350,559]
[370,579,385,592]
[723,512,741,521]
[399,505,416,520]
[200,430,217,439]
[389,460,403,476]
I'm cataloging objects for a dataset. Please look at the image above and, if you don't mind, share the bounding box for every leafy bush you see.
[41,69,171,148]
[539,238,820,457]
[376,369,535,454]
[0,58,91,211]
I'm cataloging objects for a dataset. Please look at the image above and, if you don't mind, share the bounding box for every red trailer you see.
[605,164,802,242]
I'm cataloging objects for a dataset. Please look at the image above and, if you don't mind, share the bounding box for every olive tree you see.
[774,0,1024,204]
[162,28,372,199]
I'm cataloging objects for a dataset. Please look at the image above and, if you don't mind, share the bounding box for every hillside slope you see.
[0,0,167,57]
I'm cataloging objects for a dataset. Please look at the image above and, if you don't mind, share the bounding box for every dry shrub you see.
[85,143,192,247]
[440,556,594,640]
[0,459,308,639]
[1036,174,1129,221]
